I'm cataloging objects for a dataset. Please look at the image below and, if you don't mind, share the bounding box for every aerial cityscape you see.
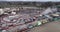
[0,1,60,32]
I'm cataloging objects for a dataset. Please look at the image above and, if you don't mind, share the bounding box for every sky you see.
[0,0,60,2]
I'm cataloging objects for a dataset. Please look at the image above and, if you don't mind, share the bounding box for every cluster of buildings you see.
[0,5,60,32]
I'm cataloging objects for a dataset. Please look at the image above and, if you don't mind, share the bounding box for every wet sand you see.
[28,21,60,32]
